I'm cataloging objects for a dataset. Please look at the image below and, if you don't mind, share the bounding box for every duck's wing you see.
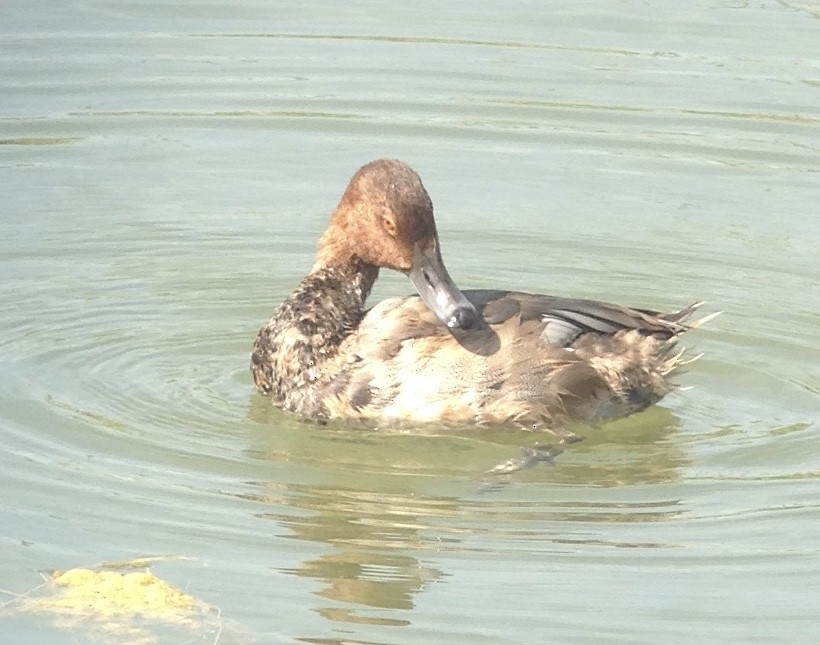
[465,289,703,347]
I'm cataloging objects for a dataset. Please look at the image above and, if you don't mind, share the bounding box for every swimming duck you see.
[251,159,714,433]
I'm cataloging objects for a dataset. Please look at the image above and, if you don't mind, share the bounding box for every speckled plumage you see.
[251,264,377,418]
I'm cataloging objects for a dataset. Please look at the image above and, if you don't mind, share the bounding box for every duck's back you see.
[316,290,704,429]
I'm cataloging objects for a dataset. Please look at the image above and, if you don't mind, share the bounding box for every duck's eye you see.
[382,216,397,237]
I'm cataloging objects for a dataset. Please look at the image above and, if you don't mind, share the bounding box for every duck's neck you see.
[278,260,378,373]
[254,260,379,413]
[251,256,379,417]
[295,261,379,333]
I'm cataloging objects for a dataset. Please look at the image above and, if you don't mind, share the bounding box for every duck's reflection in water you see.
[290,488,446,621]
[251,480,452,627]
[245,399,688,629]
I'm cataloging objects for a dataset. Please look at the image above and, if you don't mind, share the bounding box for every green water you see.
[2,1,818,643]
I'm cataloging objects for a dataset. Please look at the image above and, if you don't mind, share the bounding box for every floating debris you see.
[4,556,252,644]
[485,443,563,475]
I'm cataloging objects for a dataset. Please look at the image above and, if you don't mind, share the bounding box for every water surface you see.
[2,1,819,643]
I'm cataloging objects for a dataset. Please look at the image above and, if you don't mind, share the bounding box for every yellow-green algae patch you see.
[6,557,252,644]
[30,567,199,618]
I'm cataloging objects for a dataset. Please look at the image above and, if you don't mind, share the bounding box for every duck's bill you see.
[408,242,479,331]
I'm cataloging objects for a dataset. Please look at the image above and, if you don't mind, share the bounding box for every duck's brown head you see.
[314,159,478,330]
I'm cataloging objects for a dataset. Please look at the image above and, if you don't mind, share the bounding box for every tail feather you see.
[661,301,721,331]
[688,310,722,329]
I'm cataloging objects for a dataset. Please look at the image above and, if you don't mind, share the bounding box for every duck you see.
[251,159,716,435]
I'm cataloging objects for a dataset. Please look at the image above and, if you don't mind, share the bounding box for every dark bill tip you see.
[447,303,479,330]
